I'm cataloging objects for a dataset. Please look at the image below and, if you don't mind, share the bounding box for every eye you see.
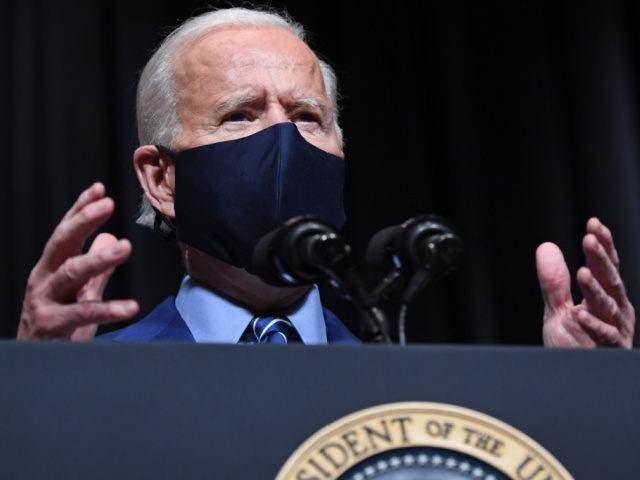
[224,111,250,122]
[295,112,321,124]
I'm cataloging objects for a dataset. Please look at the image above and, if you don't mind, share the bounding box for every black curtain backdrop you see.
[3,0,640,346]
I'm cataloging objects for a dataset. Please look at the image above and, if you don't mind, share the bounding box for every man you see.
[16,7,635,347]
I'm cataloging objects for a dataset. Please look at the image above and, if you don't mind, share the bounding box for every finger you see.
[535,242,573,314]
[70,324,99,341]
[41,196,116,273]
[586,217,619,268]
[62,182,106,221]
[575,308,625,347]
[77,233,120,302]
[67,233,120,340]
[49,239,133,302]
[582,233,627,305]
[575,266,619,326]
[23,299,139,339]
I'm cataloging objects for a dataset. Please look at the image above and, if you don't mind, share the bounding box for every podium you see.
[0,341,638,479]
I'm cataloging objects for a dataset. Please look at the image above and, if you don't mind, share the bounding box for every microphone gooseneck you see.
[252,214,463,345]
[252,215,392,343]
[366,215,464,344]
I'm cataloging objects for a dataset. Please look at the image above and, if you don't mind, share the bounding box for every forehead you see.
[173,25,325,93]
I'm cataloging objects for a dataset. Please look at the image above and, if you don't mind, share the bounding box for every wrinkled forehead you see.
[173,25,324,87]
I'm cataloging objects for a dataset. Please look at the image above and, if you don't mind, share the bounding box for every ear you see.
[133,145,176,218]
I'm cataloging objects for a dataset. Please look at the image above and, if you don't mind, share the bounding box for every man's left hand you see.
[536,217,635,348]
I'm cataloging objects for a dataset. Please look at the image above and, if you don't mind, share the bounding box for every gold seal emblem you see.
[276,402,573,480]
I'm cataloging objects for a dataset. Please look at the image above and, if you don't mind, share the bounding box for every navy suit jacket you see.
[98,296,361,344]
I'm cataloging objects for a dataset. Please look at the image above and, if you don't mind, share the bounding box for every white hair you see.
[135,6,343,229]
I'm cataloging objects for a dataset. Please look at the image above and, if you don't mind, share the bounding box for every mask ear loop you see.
[153,208,176,241]
[152,145,178,241]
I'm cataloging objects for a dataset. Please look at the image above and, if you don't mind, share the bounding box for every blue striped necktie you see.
[244,316,300,344]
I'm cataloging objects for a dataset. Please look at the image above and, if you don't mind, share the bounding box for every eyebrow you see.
[293,97,329,116]
[214,95,259,115]
[213,93,331,118]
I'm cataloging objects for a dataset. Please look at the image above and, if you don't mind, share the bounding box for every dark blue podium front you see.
[0,342,637,479]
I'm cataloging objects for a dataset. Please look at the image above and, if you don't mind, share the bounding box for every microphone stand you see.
[306,234,393,344]
[252,215,394,345]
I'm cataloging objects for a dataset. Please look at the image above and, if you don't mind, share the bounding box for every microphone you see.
[366,214,463,304]
[252,215,392,343]
[366,214,463,345]
[252,215,341,287]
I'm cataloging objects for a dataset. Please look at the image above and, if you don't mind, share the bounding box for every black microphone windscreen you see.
[252,215,339,287]
[365,225,402,272]
[252,225,296,287]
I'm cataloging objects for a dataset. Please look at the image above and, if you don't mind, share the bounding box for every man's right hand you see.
[18,182,139,340]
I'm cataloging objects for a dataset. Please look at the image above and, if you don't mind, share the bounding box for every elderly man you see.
[16,6,635,347]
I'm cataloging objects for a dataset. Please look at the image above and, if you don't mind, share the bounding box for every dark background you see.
[2,0,640,346]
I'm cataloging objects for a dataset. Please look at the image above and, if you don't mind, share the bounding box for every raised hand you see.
[18,183,139,340]
[536,217,635,348]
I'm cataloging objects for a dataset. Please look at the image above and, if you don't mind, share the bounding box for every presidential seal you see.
[276,402,573,480]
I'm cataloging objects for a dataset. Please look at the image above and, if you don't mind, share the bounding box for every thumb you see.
[73,233,132,342]
[70,324,99,341]
[535,242,573,313]
[77,232,120,302]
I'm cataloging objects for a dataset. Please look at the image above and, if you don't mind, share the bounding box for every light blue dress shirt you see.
[174,275,328,344]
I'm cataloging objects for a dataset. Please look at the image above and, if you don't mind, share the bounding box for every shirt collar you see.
[174,275,327,344]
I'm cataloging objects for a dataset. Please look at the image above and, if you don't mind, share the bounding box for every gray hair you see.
[135,6,343,229]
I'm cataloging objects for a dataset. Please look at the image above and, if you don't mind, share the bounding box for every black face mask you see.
[157,122,346,273]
